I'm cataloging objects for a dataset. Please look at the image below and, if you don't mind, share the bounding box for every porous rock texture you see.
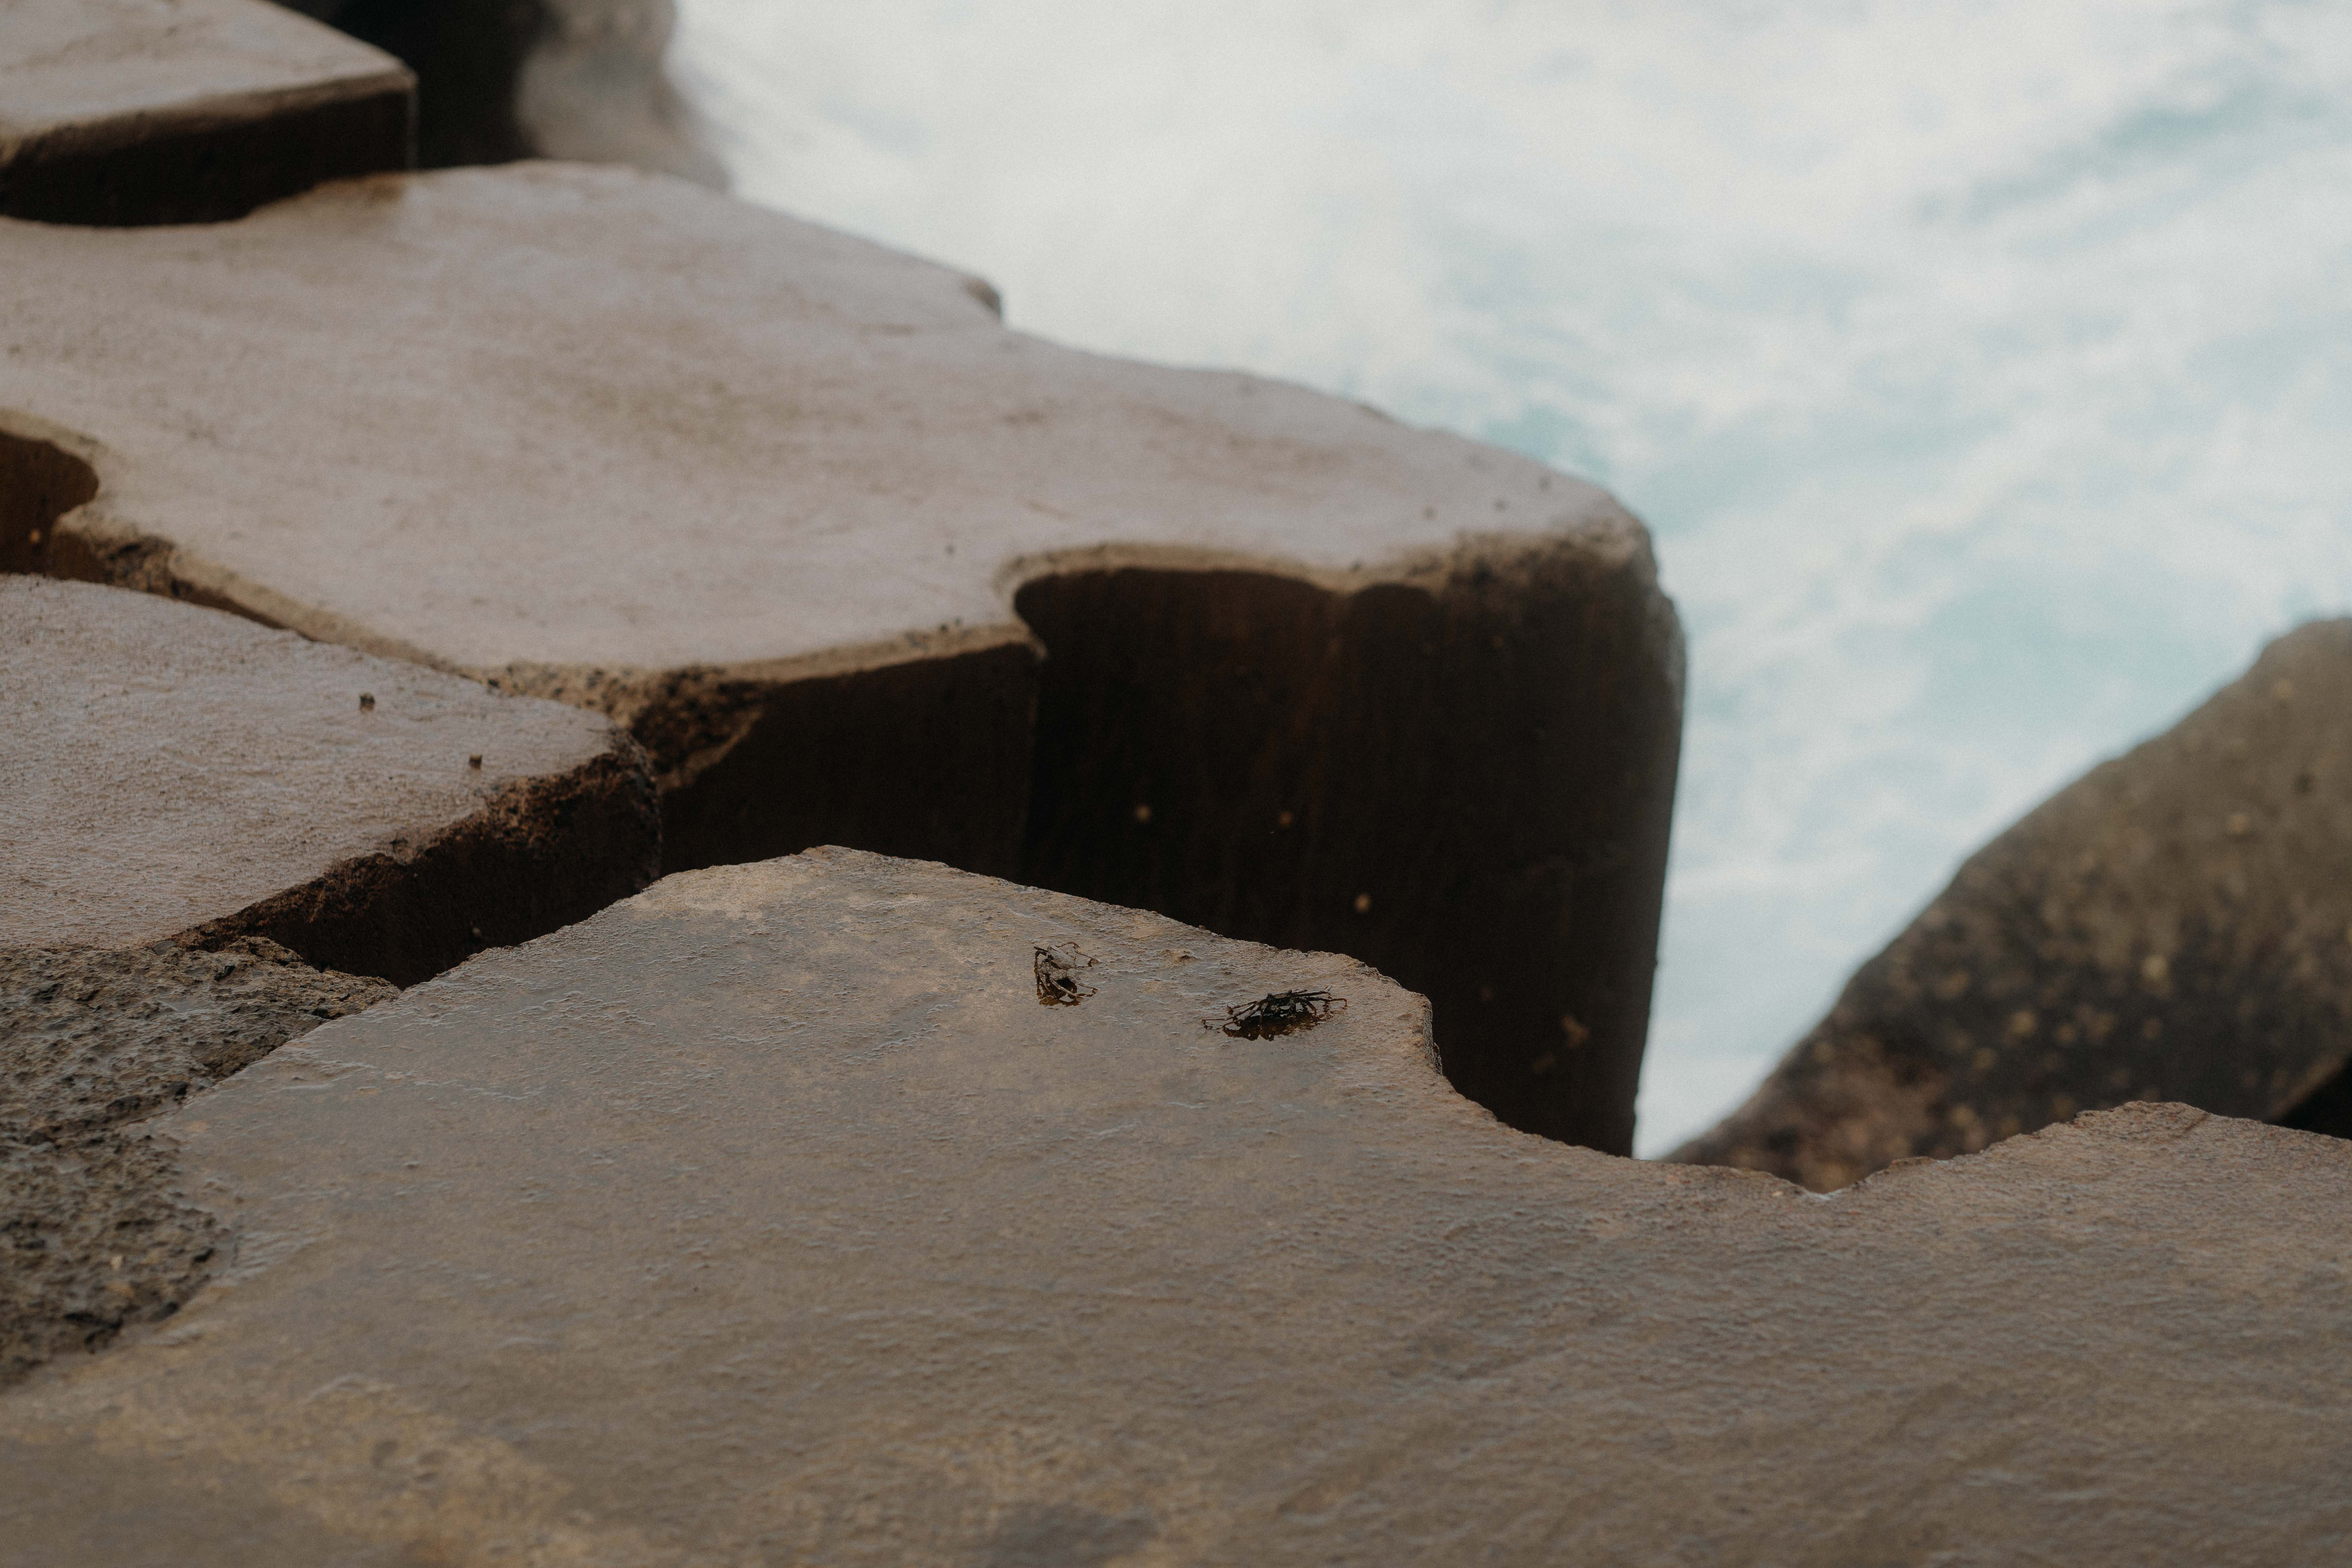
[3,850,2349,1565]
[1,939,393,1390]
[1677,618,2352,1190]
[275,0,721,182]
[1,576,658,984]
[0,163,1682,1153]
[0,0,412,225]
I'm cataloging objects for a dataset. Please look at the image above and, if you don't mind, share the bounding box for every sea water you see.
[672,0,2352,1154]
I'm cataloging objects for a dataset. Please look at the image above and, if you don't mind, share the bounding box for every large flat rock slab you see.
[4,849,2347,1564]
[0,0,411,224]
[1678,618,2352,1189]
[0,162,1649,685]
[2,577,657,983]
[0,163,1681,1152]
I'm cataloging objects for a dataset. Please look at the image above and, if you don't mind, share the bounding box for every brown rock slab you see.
[0,163,1681,1152]
[4,849,2349,1564]
[0,0,412,225]
[1,576,658,983]
[1677,619,2352,1190]
[1,938,393,1390]
[275,0,722,184]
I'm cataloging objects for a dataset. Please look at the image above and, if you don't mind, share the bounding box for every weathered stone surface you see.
[1,939,393,1390]
[1677,619,2352,1190]
[0,164,1681,1152]
[276,0,721,182]
[2,576,658,983]
[0,0,412,225]
[3,849,2348,1564]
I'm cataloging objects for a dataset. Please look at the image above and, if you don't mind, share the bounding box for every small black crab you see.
[1206,989,1347,1040]
[1033,943,1099,1007]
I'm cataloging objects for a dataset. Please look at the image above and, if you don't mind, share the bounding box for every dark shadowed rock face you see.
[276,0,720,182]
[1015,559,1680,1156]
[1677,618,2352,1190]
[1,940,393,1389]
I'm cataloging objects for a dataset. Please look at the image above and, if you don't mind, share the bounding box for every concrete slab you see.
[1,576,658,982]
[0,164,1682,1152]
[0,0,412,224]
[3,849,2348,1564]
[1678,619,2352,1189]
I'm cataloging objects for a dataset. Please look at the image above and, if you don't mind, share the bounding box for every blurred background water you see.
[670,0,2352,1154]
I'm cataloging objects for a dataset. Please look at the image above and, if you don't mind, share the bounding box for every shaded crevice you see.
[2,433,268,627]
[177,746,661,988]
[0,432,99,574]
[642,645,1039,881]
[498,643,1041,884]
[0,89,414,227]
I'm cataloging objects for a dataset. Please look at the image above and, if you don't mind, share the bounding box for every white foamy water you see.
[672,0,2352,1155]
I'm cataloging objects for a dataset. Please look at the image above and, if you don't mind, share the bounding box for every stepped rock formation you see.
[7,8,2351,1556]
[0,164,1681,1153]
[2,577,658,984]
[275,0,721,182]
[1677,619,2352,1190]
[0,0,412,224]
[4,850,2349,1565]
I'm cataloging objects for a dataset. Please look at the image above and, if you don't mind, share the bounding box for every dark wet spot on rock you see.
[980,1501,1157,1568]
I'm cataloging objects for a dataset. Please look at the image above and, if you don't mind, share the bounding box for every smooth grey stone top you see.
[3,849,2345,1564]
[0,162,1650,681]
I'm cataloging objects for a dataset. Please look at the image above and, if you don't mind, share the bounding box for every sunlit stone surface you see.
[3,850,2345,1564]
